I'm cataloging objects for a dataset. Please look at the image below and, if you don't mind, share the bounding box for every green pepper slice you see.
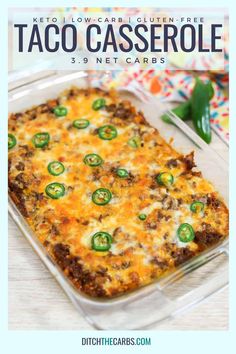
[161,81,214,125]
[177,223,195,243]
[45,182,65,199]
[53,105,68,117]
[92,98,106,111]
[92,188,112,205]
[116,168,129,178]
[73,119,90,129]
[190,201,205,213]
[8,134,17,150]
[83,153,103,167]
[128,136,141,148]
[161,101,191,124]
[91,231,112,251]
[47,161,65,176]
[191,78,212,144]
[32,132,50,148]
[156,172,174,187]
[138,213,147,221]
[98,125,117,140]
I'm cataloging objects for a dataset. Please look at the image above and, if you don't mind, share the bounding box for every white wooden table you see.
[8,130,229,331]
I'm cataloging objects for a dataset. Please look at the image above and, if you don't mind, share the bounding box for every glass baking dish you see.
[8,71,229,330]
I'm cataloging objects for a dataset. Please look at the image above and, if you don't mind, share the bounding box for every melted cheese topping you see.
[8,87,229,298]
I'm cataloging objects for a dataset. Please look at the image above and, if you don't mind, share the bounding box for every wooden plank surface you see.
[8,125,229,331]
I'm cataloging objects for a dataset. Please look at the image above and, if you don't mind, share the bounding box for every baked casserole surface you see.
[8,88,229,298]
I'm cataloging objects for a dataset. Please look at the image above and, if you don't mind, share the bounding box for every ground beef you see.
[171,247,194,266]
[111,261,131,270]
[53,243,70,264]
[50,224,60,236]
[191,171,202,177]
[150,257,168,269]
[76,218,89,226]
[105,103,116,112]
[9,112,23,121]
[33,192,44,201]
[19,145,34,158]
[91,168,101,181]
[166,158,178,168]
[194,229,223,248]
[67,88,80,98]
[181,151,196,171]
[113,227,122,237]
[8,158,12,172]
[157,211,171,221]
[97,213,109,223]
[15,161,25,171]
[8,180,29,217]
[53,243,107,297]
[15,173,28,188]
[25,99,59,118]
[146,221,158,230]
[207,194,221,209]
[105,102,135,120]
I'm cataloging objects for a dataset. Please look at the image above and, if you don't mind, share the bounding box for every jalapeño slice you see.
[83,153,103,167]
[53,105,68,117]
[177,223,195,243]
[32,132,50,148]
[8,134,17,150]
[190,201,205,213]
[92,98,106,111]
[138,213,147,221]
[128,136,141,148]
[73,119,90,129]
[156,172,174,187]
[48,161,65,176]
[45,182,65,199]
[116,168,129,178]
[92,188,112,205]
[91,231,112,251]
[98,125,117,140]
